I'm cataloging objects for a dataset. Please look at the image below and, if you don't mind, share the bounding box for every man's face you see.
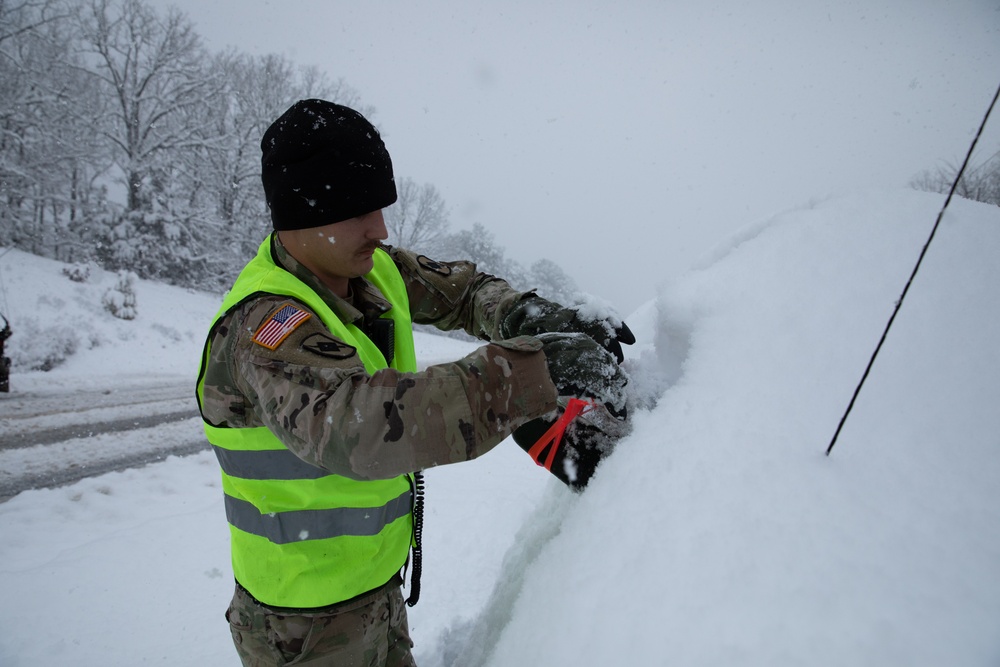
[279,210,388,296]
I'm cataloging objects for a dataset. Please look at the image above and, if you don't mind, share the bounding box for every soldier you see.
[0,313,11,393]
[196,99,633,667]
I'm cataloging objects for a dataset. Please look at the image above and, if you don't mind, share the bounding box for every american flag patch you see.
[252,303,311,350]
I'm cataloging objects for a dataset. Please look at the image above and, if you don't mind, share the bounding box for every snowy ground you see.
[1,188,998,665]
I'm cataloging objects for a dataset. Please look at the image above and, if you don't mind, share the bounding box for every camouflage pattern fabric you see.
[386,246,527,341]
[200,239,558,481]
[226,576,415,667]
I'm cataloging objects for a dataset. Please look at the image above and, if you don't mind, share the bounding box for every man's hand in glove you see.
[499,295,636,363]
[512,332,630,490]
[535,332,628,417]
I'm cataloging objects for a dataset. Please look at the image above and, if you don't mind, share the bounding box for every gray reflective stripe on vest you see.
[224,490,412,544]
[213,445,331,480]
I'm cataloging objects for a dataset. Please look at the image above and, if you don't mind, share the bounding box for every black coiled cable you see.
[405,470,425,606]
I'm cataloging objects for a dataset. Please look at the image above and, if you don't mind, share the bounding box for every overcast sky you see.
[151,0,1000,313]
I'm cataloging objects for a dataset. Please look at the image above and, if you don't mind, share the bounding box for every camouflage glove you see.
[499,295,636,364]
[534,332,628,417]
[511,332,630,490]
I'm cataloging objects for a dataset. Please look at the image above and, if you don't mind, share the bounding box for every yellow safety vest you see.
[196,235,417,608]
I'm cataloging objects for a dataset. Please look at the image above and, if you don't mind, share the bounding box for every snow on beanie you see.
[260,99,397,230]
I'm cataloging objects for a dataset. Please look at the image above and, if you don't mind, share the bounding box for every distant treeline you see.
[0,0,580,304]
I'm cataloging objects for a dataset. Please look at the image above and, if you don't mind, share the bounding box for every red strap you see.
[527,398,595,471]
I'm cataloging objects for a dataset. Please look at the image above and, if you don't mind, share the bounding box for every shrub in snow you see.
[7,319,81,372]
[102,271,138,320]
[61,263,93,283]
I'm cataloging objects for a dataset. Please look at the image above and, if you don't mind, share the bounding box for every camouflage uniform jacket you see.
[200,235,558,481]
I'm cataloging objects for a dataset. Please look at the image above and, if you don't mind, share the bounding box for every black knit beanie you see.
[260,99,397,230]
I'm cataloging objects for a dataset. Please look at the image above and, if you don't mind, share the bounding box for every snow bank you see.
[440,190,1000,667]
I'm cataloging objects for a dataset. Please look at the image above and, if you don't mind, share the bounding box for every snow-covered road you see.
[0,380,205,500]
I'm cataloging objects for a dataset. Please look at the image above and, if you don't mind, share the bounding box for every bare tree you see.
[435,222,584,297]
[0,0,70,46]
[383,177,450,253]
[78,0,212,213]
[528,257,580,305]
[437,221,525,282]
[0,0,105,260]
[188,50,297,265]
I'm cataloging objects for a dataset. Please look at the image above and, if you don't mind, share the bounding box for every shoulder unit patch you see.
[253,303,311,350]
[417,254,452,276]
[301,333,358,360]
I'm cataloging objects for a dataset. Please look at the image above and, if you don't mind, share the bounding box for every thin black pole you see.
[826,80,1000,456]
